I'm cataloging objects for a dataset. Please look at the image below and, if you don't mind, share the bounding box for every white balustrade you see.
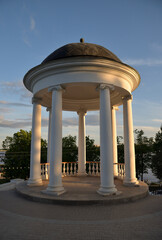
[115,163,125,179]
[40,162,125,179]
[41,163,49,180]
[62,162,66,175]
[86,162,100,175]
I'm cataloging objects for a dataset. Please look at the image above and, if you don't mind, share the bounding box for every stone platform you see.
[16,176,148,205]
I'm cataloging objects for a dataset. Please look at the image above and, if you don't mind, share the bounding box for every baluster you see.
[62,163,65,176]
[117,164,119,177]
[40,165,42,178]
[69,163,72,176]
[47,164,49,179]
[123,164,125,178]
[74,163,76,175]
[45,164,48,180]
[98,162,100,175]
[41,165,43,179]
[72,163,73,175]
[120,164,122,177]
[67,163,70,175]
[122,164,124,178]
[119,164,121,178]
[43,164,45,179]
[121,164,123,178]
[89,163,92,175]
[124,164,125,177]
[87,162,90,175]
[96,163,98,175]
[92,163,95,175]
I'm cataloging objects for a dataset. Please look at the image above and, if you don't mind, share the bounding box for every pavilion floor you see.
[16,176,148,205]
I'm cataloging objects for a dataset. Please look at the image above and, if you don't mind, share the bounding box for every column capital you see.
[32,97,42,104]
[48,85,65,93]
[122,94,133,101]
[112,106,119,111]
[77,108,87,116]
[96,83,115,91]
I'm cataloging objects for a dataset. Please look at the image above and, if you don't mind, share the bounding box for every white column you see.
[47,108,52,178]
[97,84,117,195]
[28,97,42,186]
[123,95,138,185]
[77,110,87,176]
[47,108,52,164]
[112,106,118,177]
[45,85,65,195]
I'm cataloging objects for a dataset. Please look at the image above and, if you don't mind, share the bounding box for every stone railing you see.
[114,163,125,179]
[40,162,125,180]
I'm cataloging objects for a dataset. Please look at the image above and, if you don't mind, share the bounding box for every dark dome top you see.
[42,42,122,64]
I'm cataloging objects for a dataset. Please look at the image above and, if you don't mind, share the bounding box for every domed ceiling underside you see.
[42,43,122,64]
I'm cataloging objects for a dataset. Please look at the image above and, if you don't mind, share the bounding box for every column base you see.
[123,178,139,187]
[43,185,65,196]
[97,186,118,196]
[27,178,43,186]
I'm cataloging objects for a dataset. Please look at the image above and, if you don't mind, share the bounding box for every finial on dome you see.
[80,38,84,43]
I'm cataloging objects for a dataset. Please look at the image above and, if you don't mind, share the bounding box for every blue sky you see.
[0,0,162,147]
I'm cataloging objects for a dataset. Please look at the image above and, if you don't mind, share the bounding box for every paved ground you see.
[0,178,162,239]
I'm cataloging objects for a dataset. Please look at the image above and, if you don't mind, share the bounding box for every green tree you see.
[117,136,124,163]
[62,135,78,162]
[151,127,162,180]
[2,129,47,179]
[134,129,153,180]
[86,136,100,162]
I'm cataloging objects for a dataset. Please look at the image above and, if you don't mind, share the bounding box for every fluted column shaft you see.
[112,106,118,177]
[28,97,42,186]
[47,108,52,165]
[46,85,65,195]
[97,84,117,195]
[123,95,137,185]
[77,110,87,175]
[47,108,52,178]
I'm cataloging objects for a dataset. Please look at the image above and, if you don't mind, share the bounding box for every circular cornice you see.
[23,57,140,94]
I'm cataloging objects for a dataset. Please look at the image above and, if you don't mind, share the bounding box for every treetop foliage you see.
[1,126,162,181]
[151,126,162,180]
[2,129,47,179]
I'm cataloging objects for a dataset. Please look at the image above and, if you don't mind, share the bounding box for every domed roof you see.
[42,41,122,64]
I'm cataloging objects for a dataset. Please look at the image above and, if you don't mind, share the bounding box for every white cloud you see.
[62,114,100,127]
[0,116,31,128]
[0,116,47,129]
[133,125,160,138]
[0,100,31,107]
[30,16,35,31]
[86,114,99,126]
[123,58,162,66]
[63,117,78,127]
[134,126,158,132]
[152,119,162,123]
[0,80,32,102]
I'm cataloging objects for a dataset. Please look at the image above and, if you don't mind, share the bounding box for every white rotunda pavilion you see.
[23,39,140,196]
